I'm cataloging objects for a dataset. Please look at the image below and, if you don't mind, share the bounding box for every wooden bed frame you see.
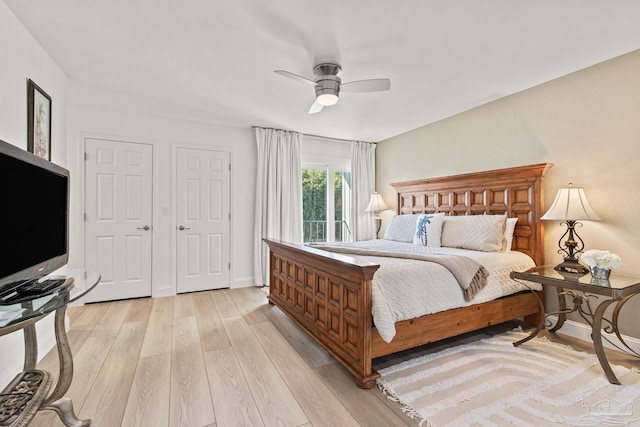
[265,163,552,388]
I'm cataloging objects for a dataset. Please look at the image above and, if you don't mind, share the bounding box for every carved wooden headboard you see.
[390,163,552,266]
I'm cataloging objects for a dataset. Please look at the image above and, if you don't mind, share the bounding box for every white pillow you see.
[503,217,518,251]
[383,214,421,242]
[441,215,507,252]
[412,213,445,247]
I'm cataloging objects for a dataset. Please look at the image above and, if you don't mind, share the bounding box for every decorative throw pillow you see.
[441,215,507,252]
[502,217,518,251]
[412,213,445,247]
[383,214,421,242]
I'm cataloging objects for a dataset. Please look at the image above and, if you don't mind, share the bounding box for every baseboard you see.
[547,315,640,355]
[232,277,257,288]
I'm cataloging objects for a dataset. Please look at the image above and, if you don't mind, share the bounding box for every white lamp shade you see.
[365,193,388,213]
[541,185,601,221]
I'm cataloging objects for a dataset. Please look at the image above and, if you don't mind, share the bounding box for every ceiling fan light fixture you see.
[314,77,340,106]
[317,93,338,106]
[274,61,390,113]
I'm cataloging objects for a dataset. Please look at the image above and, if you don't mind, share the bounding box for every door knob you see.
[178,225,191,230]
[137,225,151,231]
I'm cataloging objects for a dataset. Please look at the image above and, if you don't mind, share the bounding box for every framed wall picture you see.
[27,79,52,161]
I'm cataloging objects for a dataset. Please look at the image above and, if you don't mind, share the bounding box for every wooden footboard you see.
[265,239,381,388]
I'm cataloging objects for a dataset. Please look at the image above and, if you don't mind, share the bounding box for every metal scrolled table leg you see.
[23,323,38,371]
[548,287,567,333]
[610,294,640,357]
[591,298,621,385]
[39,305,92,426]
[22,300,38,371]
[514,287,546,347]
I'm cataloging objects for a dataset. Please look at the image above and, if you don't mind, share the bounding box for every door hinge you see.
[228,163,231,171]
[84,152,89,161]
[229,213,231,220]
[84,213,88,221]
[228,263,231,270]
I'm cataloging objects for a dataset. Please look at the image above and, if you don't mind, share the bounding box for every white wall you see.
[0,2,68,388]
[301,135,351,168]
[0,3,67,159]
[66,83,258,295]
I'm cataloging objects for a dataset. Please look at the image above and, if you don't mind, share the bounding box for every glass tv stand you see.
[0,270,100,426]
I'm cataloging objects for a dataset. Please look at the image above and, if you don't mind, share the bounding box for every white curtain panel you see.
[254,127,303,286]
[350,141,377,241]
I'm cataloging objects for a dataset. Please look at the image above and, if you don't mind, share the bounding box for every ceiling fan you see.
[274,63,391,114]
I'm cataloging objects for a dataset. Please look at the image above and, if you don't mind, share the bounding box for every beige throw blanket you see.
[312,245,489,301]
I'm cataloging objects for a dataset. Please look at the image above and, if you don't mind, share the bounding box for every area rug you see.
[377,329,640,426]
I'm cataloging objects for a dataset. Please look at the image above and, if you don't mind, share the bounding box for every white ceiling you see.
[5,1,640,142]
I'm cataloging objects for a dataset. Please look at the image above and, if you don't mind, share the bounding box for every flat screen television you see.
[0,138,69,290]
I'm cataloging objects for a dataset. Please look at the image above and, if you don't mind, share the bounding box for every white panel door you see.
[85,138,153,302]
[176,147,230,293]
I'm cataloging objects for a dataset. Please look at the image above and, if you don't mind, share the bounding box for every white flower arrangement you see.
[580,249,623,270]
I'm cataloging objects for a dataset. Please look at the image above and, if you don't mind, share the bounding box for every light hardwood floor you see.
[28,287,638,427]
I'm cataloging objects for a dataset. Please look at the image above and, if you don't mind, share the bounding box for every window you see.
[302,165,351,243]
[301,136,352,243]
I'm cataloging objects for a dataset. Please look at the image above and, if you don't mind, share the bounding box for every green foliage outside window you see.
[302,169,327,222]
[302,169,347,242]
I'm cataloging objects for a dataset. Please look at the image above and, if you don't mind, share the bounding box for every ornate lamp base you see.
[554,258,589,275]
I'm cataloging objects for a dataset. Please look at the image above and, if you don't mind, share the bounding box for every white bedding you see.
[316,240,540,343]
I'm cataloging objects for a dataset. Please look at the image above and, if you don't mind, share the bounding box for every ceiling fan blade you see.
[274,70,317,87]
[308,100,323,114]
[341,78,391,93]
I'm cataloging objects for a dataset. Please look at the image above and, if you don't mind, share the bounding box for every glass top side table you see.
[0,269,100,426]
[510,266,640,385]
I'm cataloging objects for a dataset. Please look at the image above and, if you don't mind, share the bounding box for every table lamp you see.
[541,183,601,274]
[365,192,388,239]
